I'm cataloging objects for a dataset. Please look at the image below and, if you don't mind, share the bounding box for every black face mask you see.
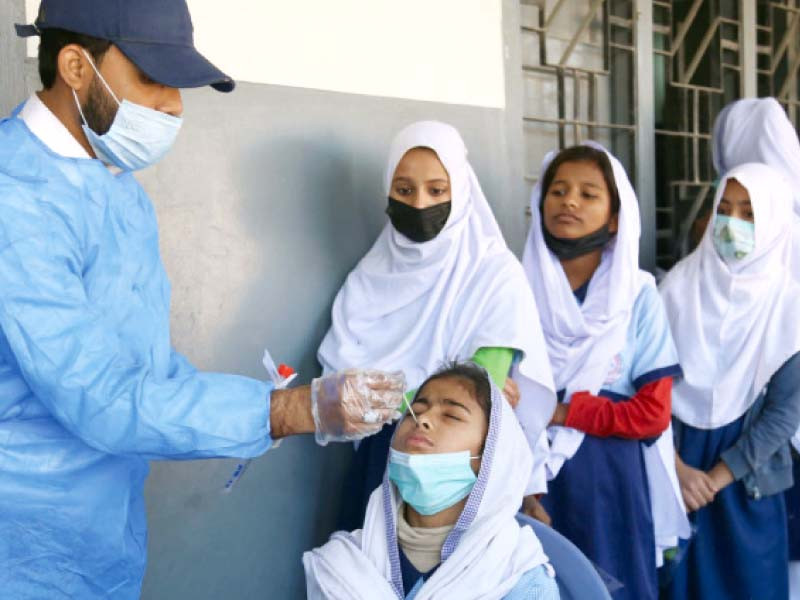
[542,222,613,260]
[386,197,452,243]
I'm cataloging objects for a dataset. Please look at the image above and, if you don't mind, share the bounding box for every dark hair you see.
[38,28,112,90]
[539,145,621,215]
[415,361,492,421]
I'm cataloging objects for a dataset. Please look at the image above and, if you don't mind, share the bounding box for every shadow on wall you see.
[222,131,385,380]
[140,89,393,600]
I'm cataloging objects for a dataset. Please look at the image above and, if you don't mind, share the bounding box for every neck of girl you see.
[559,249,603,291]
[405,497,467,529]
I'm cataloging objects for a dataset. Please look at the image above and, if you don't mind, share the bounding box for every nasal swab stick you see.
[403,396,418,424]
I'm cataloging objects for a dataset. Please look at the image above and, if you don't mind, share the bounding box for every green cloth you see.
[472,346,515,388]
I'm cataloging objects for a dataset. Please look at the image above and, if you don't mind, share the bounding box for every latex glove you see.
[312,369,406,445]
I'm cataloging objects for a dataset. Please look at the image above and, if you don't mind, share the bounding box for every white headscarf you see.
[522,141,646,474]
[712,99,800,448]
[318,121,556,445]
[713,98,800,207]
[522,141,689,565]
[661,162,800,429]
[303,380,551,600]
[713,97,800,278]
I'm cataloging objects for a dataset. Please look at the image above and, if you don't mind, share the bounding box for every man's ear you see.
[608,212,619,234]
[57,44,92,93]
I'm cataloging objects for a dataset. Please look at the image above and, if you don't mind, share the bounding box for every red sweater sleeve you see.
[564,377,672,439]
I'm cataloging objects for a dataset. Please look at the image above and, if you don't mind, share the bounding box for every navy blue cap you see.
[15,0,235,92]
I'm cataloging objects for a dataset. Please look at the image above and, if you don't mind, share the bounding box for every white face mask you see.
[712,214,755,263]
[72,49,182,171]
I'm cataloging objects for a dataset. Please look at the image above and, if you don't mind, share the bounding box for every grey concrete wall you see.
[0,1,28,116]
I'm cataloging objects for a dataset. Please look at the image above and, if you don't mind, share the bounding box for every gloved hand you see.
[311,369,406,445]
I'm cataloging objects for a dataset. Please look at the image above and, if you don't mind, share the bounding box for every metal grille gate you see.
[516,0,800,270]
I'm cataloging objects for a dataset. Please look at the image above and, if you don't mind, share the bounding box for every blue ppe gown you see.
[0,111,274,599]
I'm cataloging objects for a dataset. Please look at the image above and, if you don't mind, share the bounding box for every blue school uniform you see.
[665,418,788,600]
[786,459,800,561]
[664,352,800,600]
[541,282,681,600]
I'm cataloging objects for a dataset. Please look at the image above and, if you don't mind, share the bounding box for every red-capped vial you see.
[277,364,295,378]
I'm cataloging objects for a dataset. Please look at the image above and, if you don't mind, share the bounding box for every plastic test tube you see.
[223,356,296,494]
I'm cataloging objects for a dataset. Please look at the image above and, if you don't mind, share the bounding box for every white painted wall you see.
[25,0,506,108]
[24,0,37,57]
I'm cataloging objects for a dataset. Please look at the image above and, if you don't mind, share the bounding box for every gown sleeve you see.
[0,187,273,460]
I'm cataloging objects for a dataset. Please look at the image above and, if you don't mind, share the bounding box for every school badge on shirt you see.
[603,353,624,385]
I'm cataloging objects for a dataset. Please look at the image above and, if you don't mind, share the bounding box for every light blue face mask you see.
[72,50,183,172]
[713,214,755,262]
[388,448,480,516]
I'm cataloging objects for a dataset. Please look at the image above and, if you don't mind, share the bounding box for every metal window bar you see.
[652,0,747,268]
[519,0,637,188]
[757,0,800,133]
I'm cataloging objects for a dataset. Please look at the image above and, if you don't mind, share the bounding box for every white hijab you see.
[713,98,800,207]
[522,141,646,474]
[523,141,689,565]
[661,162,800,429]
[303,380,551,599]
[318,121,555,444]
[713,97,800,279]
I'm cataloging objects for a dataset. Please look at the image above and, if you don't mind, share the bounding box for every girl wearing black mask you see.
[318,121,557,531]
[522,144,688,600]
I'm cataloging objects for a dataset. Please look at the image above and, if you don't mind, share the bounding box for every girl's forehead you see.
[722,178,749,198]
[393,150,450,182]
[419,376,476,401]
[396,148,445,167]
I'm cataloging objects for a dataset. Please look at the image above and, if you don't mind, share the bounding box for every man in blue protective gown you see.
[0,2,405,598]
